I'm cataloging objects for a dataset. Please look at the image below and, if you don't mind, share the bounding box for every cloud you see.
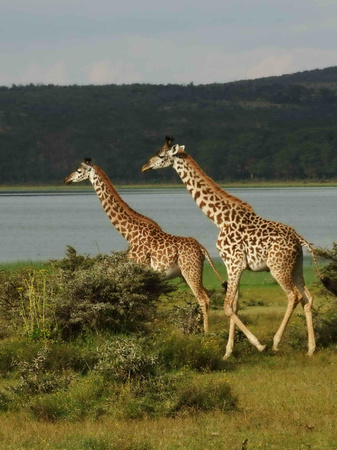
[246,54,293,79]
[77,41,337,85]
[312,0,336,6]
[81,59,141,84]
[246,48,337,80]
[289,24,311,33]
[289,16,337,34]
[21,61,69,85]
[319,17,337,29]
[0,60,69,85]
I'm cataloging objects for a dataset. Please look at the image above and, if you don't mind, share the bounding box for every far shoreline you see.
[1,179,337,191]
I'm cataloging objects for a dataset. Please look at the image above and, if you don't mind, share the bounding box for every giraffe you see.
[64,158,226,333]
[142,137,337,358]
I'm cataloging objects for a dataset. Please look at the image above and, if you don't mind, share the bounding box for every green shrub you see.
[0,248,174,340]
[28,373,108,422]
[0,339,43,375]
[156,332,228,371]
[287,302,337,350]
[112,373,237,419]
[0,338,99,378]
[314,302,337,349]
[29,394,70,422]
[172,375,237,414]
[0,391,11,412]
[52,250,174,339]
[169,300,202,334]
[41,341,99,374]
[10,348,75,396]
[316,243,337,295]
[95,337,160,381]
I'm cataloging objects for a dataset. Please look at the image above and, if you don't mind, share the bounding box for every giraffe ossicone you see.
[142,136,337,358]
[65,158,226,333]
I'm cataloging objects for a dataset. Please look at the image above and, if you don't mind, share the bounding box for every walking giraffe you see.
[142,137,337,358]
[65,158,226,333]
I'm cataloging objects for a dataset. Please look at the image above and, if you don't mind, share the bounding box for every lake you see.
[1,187,336,262]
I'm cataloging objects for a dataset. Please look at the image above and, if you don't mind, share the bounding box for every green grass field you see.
[0,259,336,450]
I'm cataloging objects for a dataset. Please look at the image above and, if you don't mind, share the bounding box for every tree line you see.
[1,66,337,185]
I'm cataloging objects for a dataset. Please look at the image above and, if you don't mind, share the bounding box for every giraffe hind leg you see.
[270,267,302,352]
[301,286,315,356]
[271,259,315,355]
[178,253,210,333]
[294,262,315,356]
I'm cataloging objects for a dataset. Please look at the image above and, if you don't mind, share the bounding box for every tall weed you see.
[0,267,54,338]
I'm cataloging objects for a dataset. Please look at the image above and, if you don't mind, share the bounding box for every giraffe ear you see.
[165,136,174,147]
[171,144,180,155]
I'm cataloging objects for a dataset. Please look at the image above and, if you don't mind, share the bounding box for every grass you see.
[0,353,337,449]
[0,261,49,271]
[0,258,336,449]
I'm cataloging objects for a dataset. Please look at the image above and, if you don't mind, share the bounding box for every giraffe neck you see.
[173,153,254,227]
[91,165,160,241]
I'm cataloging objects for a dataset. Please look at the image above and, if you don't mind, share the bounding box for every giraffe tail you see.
[199,245,228,292]
[299,235,337,296]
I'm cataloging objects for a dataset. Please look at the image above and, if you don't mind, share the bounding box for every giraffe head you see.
[142,136,186,172]
[64,158,94,184]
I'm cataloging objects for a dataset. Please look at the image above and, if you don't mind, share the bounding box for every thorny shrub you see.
[94,337,160,381]
[169,299,203,334]
[9,348,75,395]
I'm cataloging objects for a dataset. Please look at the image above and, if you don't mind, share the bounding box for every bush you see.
[52,249,174,339]
[169,299,202,334]
[94,337,160,381]
[10,348,76,396]
[313,301,337,349]
[172,375,237,414]
[316,243,337,295]
[112,373,237,419]
[0,339,41,375]
[156,332,228,371]
[0,248,174,340]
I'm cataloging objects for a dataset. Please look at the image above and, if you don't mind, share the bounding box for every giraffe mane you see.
[93,166,162,229]
[183,153,255,213]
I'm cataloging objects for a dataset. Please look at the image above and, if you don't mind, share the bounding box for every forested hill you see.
[1,66,337,185]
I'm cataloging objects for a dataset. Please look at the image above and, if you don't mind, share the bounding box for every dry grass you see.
[1,351,337,449]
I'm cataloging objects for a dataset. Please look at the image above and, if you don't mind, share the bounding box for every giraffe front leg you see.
[223,290,239,360]
[223,273,266,357]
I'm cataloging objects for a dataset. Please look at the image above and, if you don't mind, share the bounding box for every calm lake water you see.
[1,187,336,262]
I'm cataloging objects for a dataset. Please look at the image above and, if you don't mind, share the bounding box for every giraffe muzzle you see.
[142,163,152,172]
[64,176,73,185]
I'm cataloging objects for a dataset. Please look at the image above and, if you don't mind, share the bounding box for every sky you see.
[1,0,337,86]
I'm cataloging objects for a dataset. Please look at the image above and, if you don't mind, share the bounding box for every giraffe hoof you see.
[258,344,266,352]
